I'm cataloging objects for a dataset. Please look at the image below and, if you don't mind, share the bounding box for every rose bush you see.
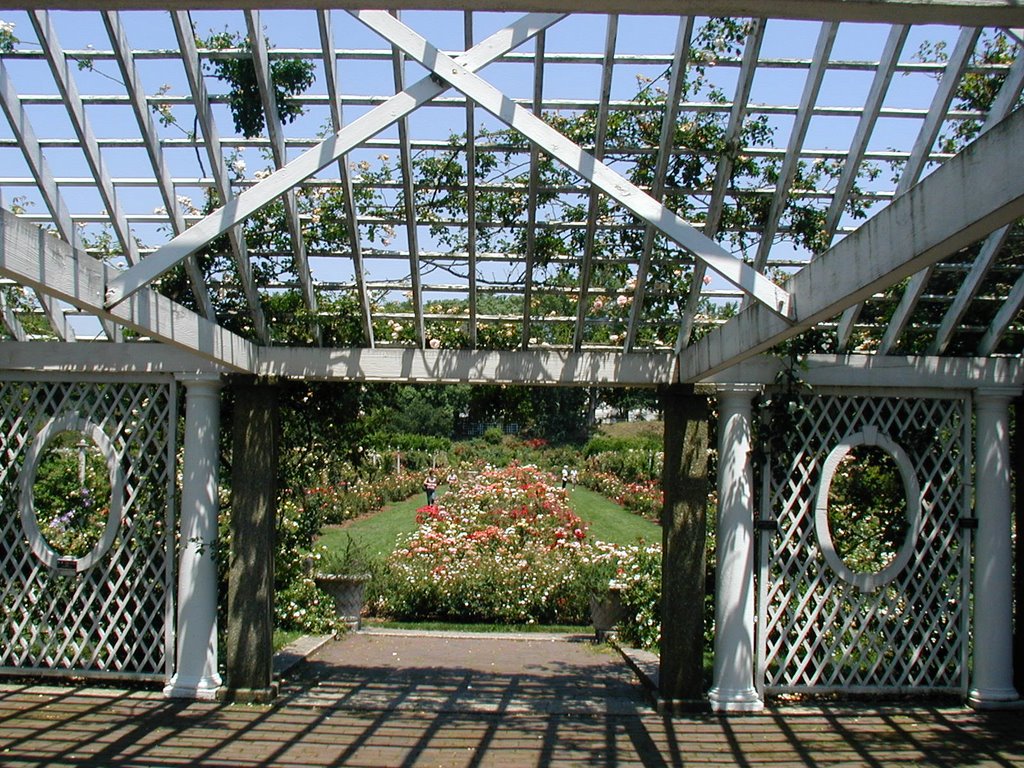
[371,464,664,649]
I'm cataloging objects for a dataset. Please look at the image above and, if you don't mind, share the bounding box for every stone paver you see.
[1,630,1023,766]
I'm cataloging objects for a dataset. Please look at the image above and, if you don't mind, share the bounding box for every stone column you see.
[224,376,279,702]
[708,385,763,713]
[969,387,1020,708]
[659,384,710,709]
[164,375,223,700]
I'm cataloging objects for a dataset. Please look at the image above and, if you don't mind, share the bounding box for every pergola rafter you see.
[170,11,270,343]
[0,4,1018,377]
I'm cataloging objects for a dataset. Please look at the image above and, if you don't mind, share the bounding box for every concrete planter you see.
[314,573,371,630]
[588,587,624,641]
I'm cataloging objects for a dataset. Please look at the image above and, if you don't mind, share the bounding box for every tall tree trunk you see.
[659,384,710,706]
[224,376,279,701]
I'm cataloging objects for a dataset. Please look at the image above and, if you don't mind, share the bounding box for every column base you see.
[163,672,223,701]
[968,686,1021,710]
[708,685,764,713]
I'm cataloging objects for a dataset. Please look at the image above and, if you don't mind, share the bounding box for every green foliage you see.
[0,20,17,53]
[31,433,110,558]
[200,29,315,138]
[826,447,909,574]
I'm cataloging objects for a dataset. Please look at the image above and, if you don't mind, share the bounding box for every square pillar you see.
[659,384,710,708]
[223,376,279,703]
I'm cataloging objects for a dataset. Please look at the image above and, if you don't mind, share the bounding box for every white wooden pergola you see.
[1,0,1023,712]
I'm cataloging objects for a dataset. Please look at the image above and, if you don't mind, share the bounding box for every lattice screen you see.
[757,392,971,694]
[0,377,176,681]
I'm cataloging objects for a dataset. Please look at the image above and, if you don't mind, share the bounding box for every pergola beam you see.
[30,10,141,267]
[258,347,675,386]
[677,18,765,349]
[679,105,1024,382]
[389,13,426,349]
[0,208,257,371]
[246,10,321,345]
[317,9,375,347]
[520,31,546,349]
[623,16,692,352]
[351,10,793,323]
[874,26,981,355]
[103,10,215,322]
[16,0,1024,27]
[104,11,567,308]
[171,12,270,343]
[573,14,617,351]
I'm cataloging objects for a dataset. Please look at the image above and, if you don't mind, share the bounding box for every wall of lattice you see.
[0,376,177,681]
[757,391,971,694]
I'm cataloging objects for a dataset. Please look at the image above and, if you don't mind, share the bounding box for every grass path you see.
[317,483,660,557]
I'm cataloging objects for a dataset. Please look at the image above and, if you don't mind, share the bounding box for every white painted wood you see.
[752,21,837,272]
[969,389,1020,707]
[21,0,1024,27]
[464,12,479,348]
[0,208,257,372]
[317,9,375,346]
[875,27,981,355]
[574,16,617,351]
[171,13,269,343]
[623,16,692,352]
[701,353,1024,389]
[246,11,322,345]
[679,106,1024,381]
[520,33,546,349]
[709,385,763,713]
[351,10,792,321]
[30,11,141,267]
[103,10,215,321]
[257,347,676,385]
[389,16,426,349]
[0,340,228,374]
[678,18,766,348]
[104,12,567,307]
[929,50,1024,355]
[164,375,222,700]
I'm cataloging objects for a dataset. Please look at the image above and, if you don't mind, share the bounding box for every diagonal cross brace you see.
[350,10,793,321]
[103,12,567,310]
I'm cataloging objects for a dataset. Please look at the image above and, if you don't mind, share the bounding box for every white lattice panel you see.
[757,392,971,694]
[0,377,177,681]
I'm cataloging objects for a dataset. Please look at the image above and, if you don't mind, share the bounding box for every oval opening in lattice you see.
[813,428,921,593]
[19,416,124,575]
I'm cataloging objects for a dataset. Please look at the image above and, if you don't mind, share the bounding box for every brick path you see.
[2,630,1023,766]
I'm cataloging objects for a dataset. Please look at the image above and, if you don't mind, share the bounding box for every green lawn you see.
[566,486,661,545]
[317,483,660,558]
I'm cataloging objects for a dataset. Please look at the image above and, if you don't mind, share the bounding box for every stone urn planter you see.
[588,587,624,641]
[314,573,371,630]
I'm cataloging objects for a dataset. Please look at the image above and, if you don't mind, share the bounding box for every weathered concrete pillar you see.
[659,384,710,708]
[969,387,1020,708]
[708,385,763,713]
[223,376,279,702]
[164,375,222,700]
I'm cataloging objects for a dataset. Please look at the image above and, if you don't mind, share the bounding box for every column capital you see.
[716,383,763,398]
[176,372,223,389]
[974,386,1020,405]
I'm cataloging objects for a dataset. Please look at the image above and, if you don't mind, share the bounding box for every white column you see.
[709,385,763,713]
[164,375,223,700]
[969,387,1019,708]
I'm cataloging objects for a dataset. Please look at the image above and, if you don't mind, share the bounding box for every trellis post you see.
[164,374,223,700]
[709,385,763,712]
[969,387,1020,708]
[659,383,710,709]
[224,376,279,702]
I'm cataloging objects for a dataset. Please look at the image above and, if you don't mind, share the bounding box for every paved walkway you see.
[2,630,1024,766]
